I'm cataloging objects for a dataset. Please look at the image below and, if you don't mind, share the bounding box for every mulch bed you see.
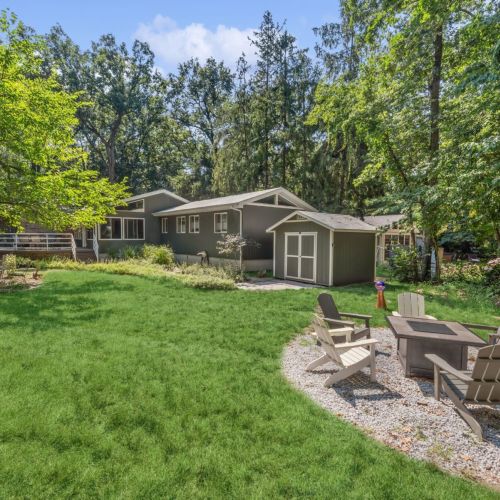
[0,273,42,292]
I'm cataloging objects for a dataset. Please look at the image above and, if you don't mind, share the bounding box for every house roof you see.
[152,187,316,216]
[125,189,189,204]
[267,211,377,233]
[362,214,405,229]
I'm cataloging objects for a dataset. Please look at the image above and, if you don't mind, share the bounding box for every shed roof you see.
[152,187,315,216]
[362,214,405,228]
[267,211,377,233]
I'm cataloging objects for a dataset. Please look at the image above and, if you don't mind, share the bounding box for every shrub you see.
[141,244,175,267]
[119,245,141,260]
[388,246,421,282]
[175,273,235,290]
[441,262,484,284]
[2,254,17,274]
[484,257,500,300]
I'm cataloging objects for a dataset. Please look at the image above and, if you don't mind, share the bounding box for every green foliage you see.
[484,257,500,300]
[118,245,142,260]
[388,247,421,283]
[2,254,17,274]
[440,262,485,284]
[0,11,129,231]
[141,244,175,267]
[0,270,496,496]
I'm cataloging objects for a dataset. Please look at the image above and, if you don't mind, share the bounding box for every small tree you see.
[216,234,260,276]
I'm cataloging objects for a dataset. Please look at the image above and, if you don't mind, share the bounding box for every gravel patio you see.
[283,327,500,487]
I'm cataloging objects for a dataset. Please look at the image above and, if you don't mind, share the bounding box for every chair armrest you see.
[335,338,379,350]
[324,317,356,328]
[327,327,354,337]
[392,311,401,317]
[424,354,473,383]
[425,315,437,320]
[339,312,371,328]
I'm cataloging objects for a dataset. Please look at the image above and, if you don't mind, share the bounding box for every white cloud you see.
[135,15,256,72]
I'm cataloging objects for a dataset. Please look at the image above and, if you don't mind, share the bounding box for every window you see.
[189,215,200,233]
[99,217,122,240]
[123,218,144,240]
[161,217,168,234]
[126,199,144,211]
[214,212,227,233]
[384,233,411,259]
[176,216,186,233]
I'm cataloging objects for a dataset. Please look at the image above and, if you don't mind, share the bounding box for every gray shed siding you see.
[241,205,296,260]
[160,210,240,258]
[332,232,375,285]
[273,221,331,286]
[98,192,184,253]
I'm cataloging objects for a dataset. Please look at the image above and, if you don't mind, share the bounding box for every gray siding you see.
[98,192,184,253]
[241,205,296,260]
[160,210,240,258]
[273,221,331,286]
[332,232,375,285]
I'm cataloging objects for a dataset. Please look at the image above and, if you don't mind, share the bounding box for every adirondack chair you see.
[317,293,372,343]
[426,344,500,439]
[307,316,379,387]
[392,292,436,320]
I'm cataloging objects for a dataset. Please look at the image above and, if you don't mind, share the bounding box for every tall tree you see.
[167,57,233,197]
[0,11,127,230]
[45,27,164,182]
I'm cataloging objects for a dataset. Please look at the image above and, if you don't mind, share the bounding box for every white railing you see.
[0,233,75,253]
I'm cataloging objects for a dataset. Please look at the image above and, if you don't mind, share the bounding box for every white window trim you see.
[284,232,317,283]
[214,212,228,234]
[98,217,123,241]
[189,214,200,234]
[123,217,145,241]
[161,217,168,234]
[117,199,145,212]
[176,216,186,234]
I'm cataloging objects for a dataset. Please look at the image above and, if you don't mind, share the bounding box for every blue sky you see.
[8,0,340,72]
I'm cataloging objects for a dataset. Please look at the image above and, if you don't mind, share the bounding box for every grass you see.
[0,270,497,498]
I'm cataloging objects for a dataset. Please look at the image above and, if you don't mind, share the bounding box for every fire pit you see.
[386,316,487,378]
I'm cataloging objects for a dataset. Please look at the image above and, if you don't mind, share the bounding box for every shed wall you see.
[332,232,375,285]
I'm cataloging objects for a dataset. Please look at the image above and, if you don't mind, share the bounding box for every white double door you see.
[285,232,317,282]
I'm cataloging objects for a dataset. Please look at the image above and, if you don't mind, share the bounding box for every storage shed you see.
[267,211,377,286]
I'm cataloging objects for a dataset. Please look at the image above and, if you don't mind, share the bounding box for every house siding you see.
[98,192,185,253]
[332,232,376,285]
[241,205,296,260]
[273,221,331,286]
[160,210,240,259]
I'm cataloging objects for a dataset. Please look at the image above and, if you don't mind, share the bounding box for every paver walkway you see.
[237,278,321,291]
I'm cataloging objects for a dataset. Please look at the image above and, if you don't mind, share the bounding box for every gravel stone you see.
[282,327,500,487]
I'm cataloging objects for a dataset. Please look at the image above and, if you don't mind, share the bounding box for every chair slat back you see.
[313,316,342,365]
[466,344,500,402]
[398,292,426,318]
[317,293,341,321]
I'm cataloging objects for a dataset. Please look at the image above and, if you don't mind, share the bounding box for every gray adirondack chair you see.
[317,293,371,343]
[307,316,379,387]
[426,343,500,439]
[392,292,436,320]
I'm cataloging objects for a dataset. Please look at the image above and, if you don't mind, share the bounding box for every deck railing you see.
[0,233,76,260]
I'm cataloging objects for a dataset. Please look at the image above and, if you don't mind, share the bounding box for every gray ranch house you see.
[151,187,315,271]
[1,186,384,285]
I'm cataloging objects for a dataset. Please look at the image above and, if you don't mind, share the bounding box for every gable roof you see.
[362,214,405,229]
[125,189,189,204]
[152,187,316,216]
[267,211,377,233]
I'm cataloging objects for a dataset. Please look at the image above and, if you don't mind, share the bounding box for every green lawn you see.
[0,271,497,498]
